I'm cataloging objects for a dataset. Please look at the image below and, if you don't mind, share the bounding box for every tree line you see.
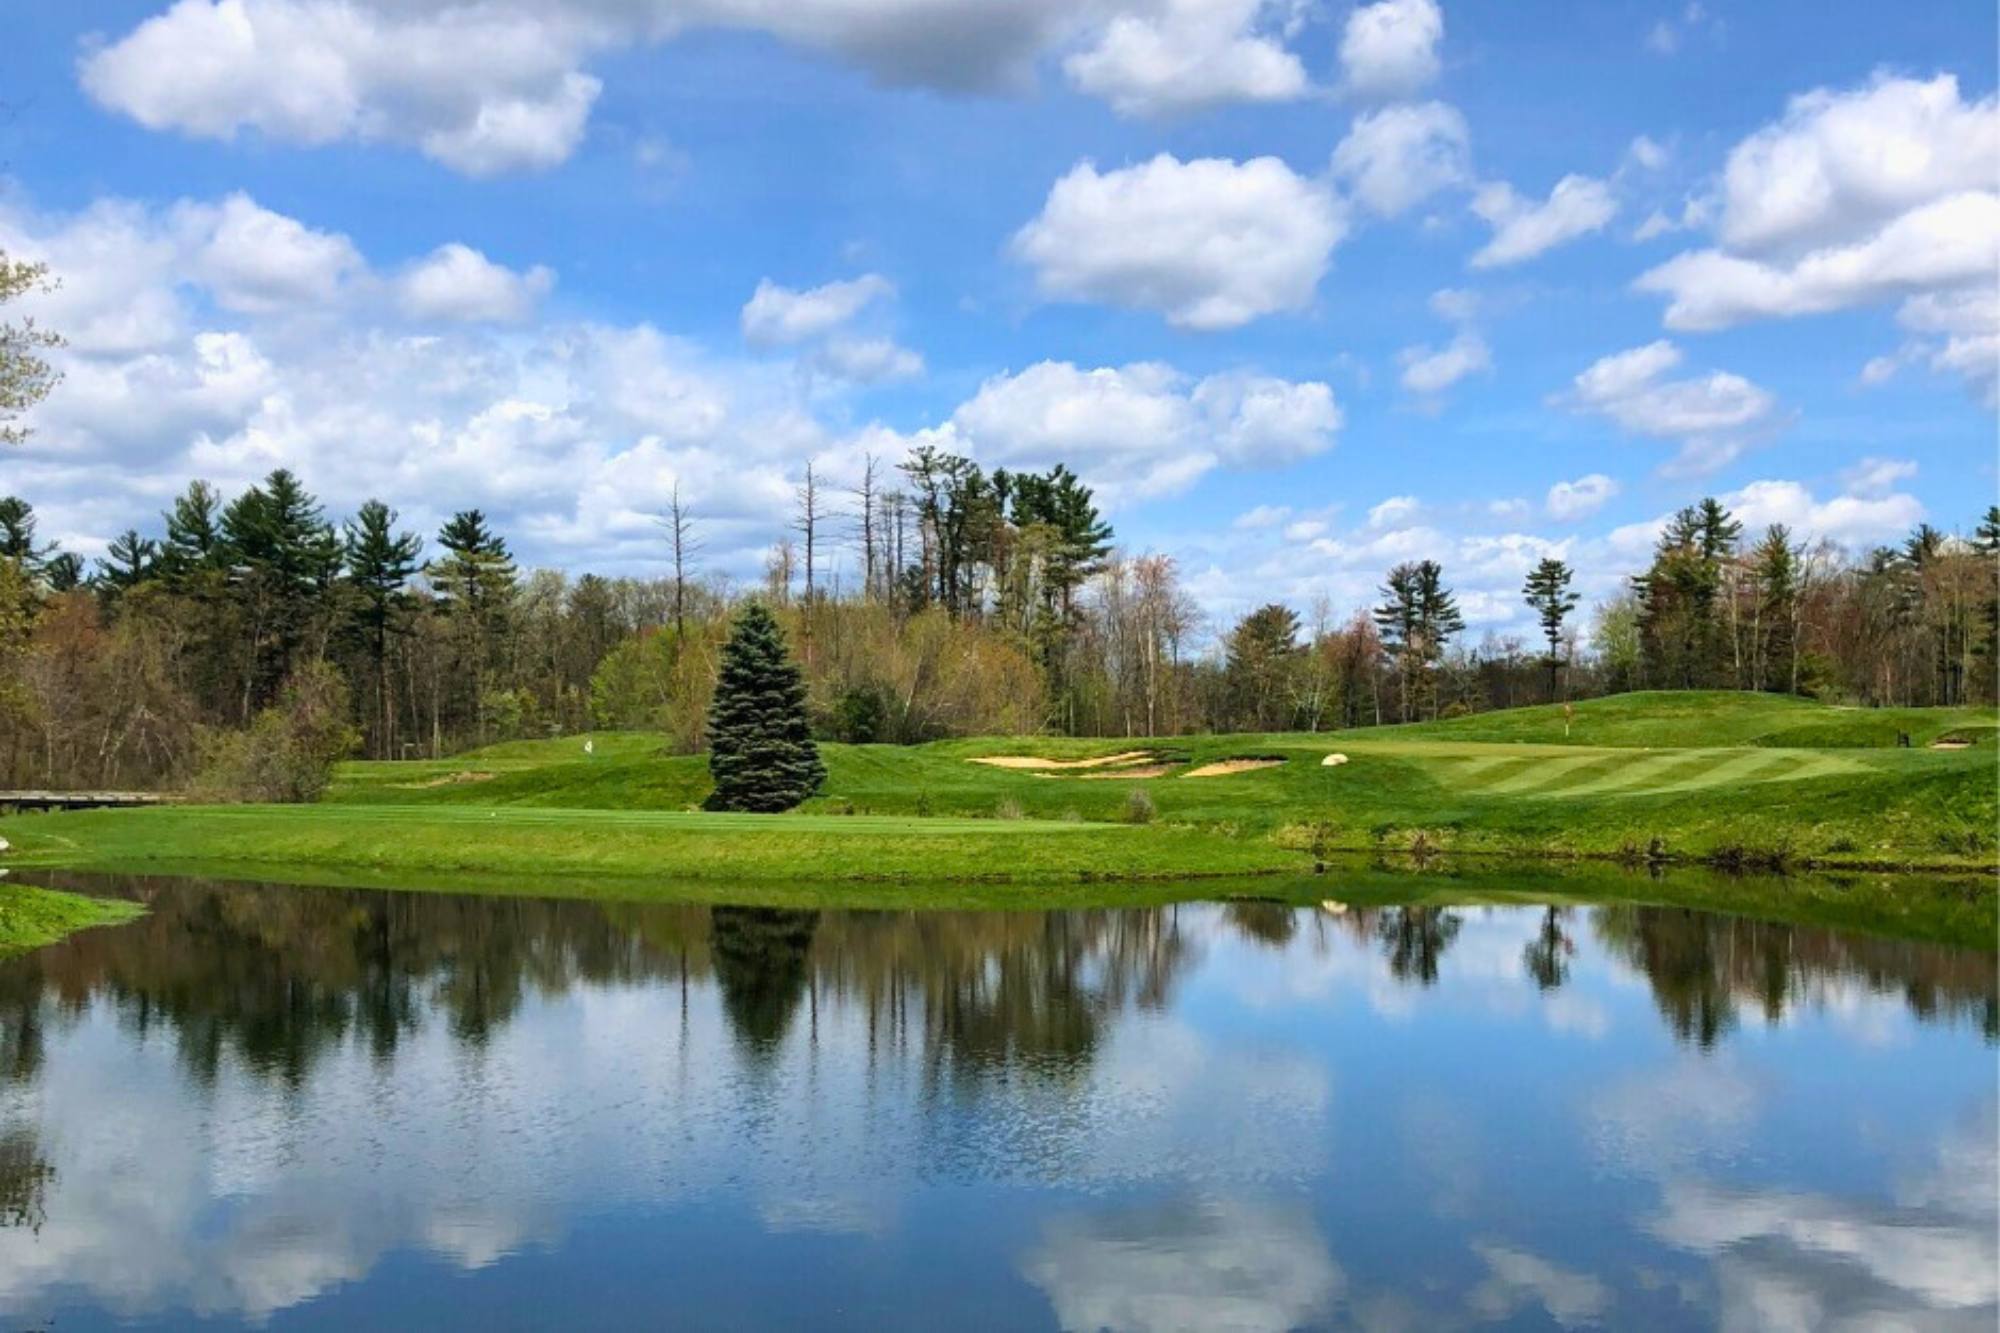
[0,453,1991,794]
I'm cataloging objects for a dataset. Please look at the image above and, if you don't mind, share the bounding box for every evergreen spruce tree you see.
[705,601,825,812]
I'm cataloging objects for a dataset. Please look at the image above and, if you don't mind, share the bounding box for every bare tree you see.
[659,482,701,638]
[882,489,908,609]
[794,463,824,604]
[765,538,796,606]
[852,454,879,601]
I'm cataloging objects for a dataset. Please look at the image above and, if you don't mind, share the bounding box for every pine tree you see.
[95,528,159,603]
[1374,560,1465,720]
[705,601,825,812]
[1748,525,1799,693]
[42,552,82,592]
[160,480,226,587]
[344,500,422,757]
[0,497,50,572]
[427,509,517,744]
[1522,558,1579,699]
[222,468,340,710]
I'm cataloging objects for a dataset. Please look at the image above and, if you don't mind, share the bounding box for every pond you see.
[0,874,1992,1330]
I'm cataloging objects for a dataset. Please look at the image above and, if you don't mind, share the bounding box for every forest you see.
[0,448,1993,795]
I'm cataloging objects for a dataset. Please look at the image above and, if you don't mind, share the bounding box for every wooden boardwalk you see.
[0,790,172,812]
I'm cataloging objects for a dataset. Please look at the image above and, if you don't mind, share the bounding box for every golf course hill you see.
[0,691,1990,889]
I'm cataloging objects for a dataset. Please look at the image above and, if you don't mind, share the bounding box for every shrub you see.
[1123,787,1156,825]
[994,797,1025,821]
[189,663,357,803]
[825,685,889,744]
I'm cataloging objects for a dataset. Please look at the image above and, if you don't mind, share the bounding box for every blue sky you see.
[3,0,1994,635]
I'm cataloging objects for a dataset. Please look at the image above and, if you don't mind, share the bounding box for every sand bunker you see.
[1930,739,1973,750]
[971,750,1157,771]
[1072,764,1176,780]
[1182,758,1285,778]
[1321,753,1349,767]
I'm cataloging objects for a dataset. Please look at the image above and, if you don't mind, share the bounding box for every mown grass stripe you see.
[1559,750,1715,798]
[1640,748,1794,795]
[1519,753,1650,796]
[1479,752,1620,795]
[1554,752,1712,799]
[1449,756,1547,792]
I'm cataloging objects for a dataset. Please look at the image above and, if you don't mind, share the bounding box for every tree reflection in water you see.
[711,907,819,1053]
[1522,906,1574,992]
[1374,905,1464,986]
[1592,904,2000,1048]
[0,875,1988,1101]
[0,873,1987,1329]
[0,1131,53,1234]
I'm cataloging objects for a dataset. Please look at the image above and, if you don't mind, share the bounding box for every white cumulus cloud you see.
[1399,330,1490,395]
[1339,0,1443,100]
[1545,474,1619,521]
[942,360,1341,499]
[1471,175,1619,268]
[397,243,554,323]
[80,0,605,176]
[1712,72,1998,255]
[1064,0,1308,117]
[1397,284,1490,396]
[1331,101,1471,218]
[1012,153,1345,330]
[810,336,924,383]
[1725,478,1924,546]
[741,274,895,347]
[79,0,1330,173]
[1635,191,2000,330]
[184,193,363,313]
[1635,73,1999,406]
[1565,340,1782,473]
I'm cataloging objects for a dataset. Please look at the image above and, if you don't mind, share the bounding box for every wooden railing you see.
[0,791,173,812]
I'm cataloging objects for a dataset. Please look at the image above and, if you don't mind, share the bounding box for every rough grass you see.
[4,692,1993,886]
[0,882,143,954]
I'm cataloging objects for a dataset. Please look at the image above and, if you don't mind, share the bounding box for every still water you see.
[0,875,1992,1331]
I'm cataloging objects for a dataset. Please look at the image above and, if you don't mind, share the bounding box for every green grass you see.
[1374,689,1998,749]
[316,691,1998,870]
[0,882,143,954]
[0,803,1298,884]
[2,691,1993,889]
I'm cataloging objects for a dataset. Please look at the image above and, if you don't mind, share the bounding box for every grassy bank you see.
[30,856,1997,951]
[0,803,1299,884]
[1,693,1992,888]
[0,883,143,955]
